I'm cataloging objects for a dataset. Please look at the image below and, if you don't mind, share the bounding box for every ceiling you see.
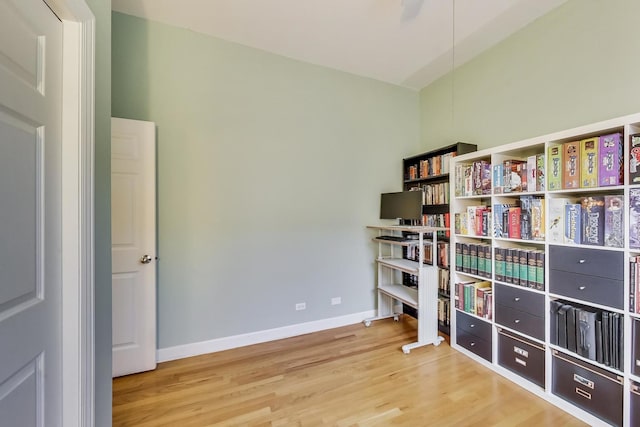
[111,0,568,90]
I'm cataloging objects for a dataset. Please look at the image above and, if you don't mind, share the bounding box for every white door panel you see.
[0,0,63,424]
[111,117,157,377]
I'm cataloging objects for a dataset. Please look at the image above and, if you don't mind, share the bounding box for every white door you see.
[111,117,157,377]
[0,0,63,425]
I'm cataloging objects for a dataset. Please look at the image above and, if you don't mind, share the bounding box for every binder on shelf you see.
[566,305,577,353]
[576,308,597,360]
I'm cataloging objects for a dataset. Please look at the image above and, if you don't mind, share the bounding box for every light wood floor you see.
[113,317,587,426]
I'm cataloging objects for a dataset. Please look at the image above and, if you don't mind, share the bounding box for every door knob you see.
[140,254,153,264]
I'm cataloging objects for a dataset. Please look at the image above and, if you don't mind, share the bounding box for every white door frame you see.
[44,1,95,426]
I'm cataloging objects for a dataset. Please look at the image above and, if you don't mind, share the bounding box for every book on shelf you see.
[494,247,505,282]
[535,250,545,291]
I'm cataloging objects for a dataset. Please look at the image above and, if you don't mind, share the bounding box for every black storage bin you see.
[552,350,623,427]
[497,328,545,388]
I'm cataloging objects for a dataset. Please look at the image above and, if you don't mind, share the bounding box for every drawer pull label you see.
[515,357,527,367]
[575,387,592,400]
[573,374,594,389]
[513,346,529,358]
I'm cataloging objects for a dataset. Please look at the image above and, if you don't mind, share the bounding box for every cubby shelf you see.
[449,112,640,427]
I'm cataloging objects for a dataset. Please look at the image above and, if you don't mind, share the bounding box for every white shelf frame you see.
[365,225,446,353]
[449,112,640,427]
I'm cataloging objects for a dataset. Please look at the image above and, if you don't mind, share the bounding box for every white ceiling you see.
[111,0,567,90]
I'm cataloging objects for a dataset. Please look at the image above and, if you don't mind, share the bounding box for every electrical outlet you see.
[331,297,341,305]
[295,302,306,311]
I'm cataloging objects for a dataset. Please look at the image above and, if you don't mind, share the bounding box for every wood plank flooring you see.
[113,317,587,426]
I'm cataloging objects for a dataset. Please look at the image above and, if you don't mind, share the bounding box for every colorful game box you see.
[599,132,623,186]
[536,153,545,191]
[548,197,570,243]
[564,203,581,244]
[548,145,562,190]
[563,140,580,189]
[604,195,624,248]
[580,196,604,246]
[580,137,598,188]
[630,133,640,184]
[630,189,640,249]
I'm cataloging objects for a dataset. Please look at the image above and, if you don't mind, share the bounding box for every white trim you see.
[157,311,376,363]
[50,0,95,426]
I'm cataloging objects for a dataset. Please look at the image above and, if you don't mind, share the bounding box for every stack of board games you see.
[547,132,623,190]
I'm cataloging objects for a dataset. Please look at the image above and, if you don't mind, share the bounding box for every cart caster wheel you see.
[393,315,399,322]
[364,320,372,327]
[434,340,442,347]
[402,348,410,354]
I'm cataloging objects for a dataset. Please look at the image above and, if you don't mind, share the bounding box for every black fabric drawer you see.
[456,327,492,362]
[495,304,544,341]
[498,328,545,388]
[552,350,623,427]
[549,269,623,309]
[495,284,545,318]
[548,245,623,280]
[633,319,640,377]
[456,310,492,342]
[631,381,640,427]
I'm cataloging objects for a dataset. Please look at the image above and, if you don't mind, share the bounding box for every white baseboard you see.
[156,310,376,363]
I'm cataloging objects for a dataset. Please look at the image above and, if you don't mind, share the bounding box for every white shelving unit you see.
[449,112,640,427]
[365,225,447,353]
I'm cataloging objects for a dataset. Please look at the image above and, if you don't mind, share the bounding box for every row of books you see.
[405,151,457,181]
[494,154,546,194]
[438,297,450,327]
[454,281,492,319]
[547,195,624,248]
[454,205,491,237]
[494,196,545,241]
[407,182,451,205]
[495,247,544,290]
[409,241,450,268]
[550,300,623,370]
[547,133,623,190]
[455,242,492,279]
[422,214,451,238]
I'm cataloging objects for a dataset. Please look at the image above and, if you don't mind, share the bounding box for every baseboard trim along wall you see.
[156,310,377,363]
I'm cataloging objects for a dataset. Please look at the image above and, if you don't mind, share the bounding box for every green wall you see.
[420,0,640,149]
[86,0,111,425]
[112,12,420,349]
